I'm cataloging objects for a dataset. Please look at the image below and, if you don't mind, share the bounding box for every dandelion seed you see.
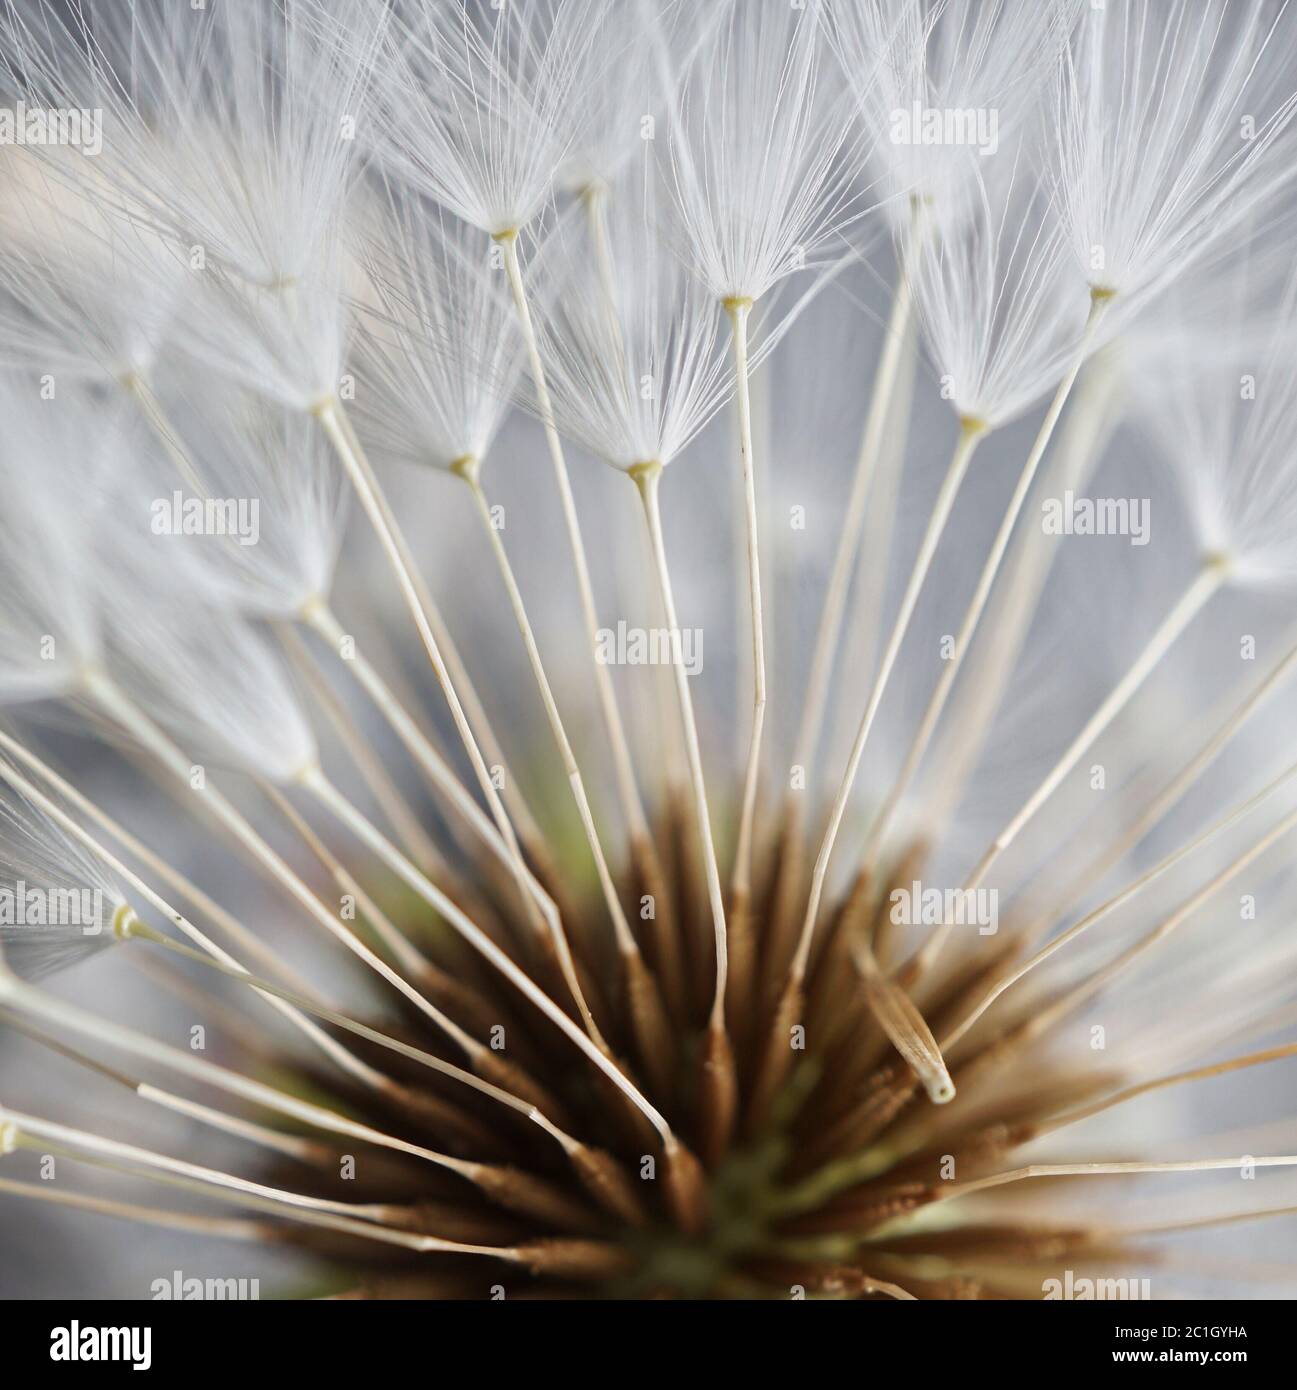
[0,758,124,980]
[826,0,1081,235]
[798,152,1096,975]
[647,0,878,1018]
[369,0,613,239]
[354,187,673,1082]
[1051,0,1297,308]
[2,0,387,409]
[1136,260,1297,591]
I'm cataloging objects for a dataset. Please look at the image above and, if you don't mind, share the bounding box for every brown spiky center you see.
[252,801,1144,1301]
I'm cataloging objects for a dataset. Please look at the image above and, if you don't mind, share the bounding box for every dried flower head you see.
[2,0,1297,1314]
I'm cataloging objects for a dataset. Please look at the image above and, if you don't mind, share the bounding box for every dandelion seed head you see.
[1,0,381,411]
[353,184,524,474]
[827,0,1082,236]
[1,0,1297,1306]
[1,0,382,288]
[657,0,870,305]
[0,147,186,383]
[103,597,319,787]
[1051,0,1297,305]
[0,382,113,704]
[910,150,1091,428]
[0,758,126,981]
[370,0,614,238]
[134,381,348,619]
[1136,260,1297,589]
[526,172,739,472]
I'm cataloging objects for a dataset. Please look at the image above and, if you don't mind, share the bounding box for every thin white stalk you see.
[257,779,471,1024]
[588,186,689,825]
[0,1176,270,1243]
[987,626,1297,975]
[923,349,1124,839]
[1098,1206,1297,1241]
[301,760,603,1052]
[775,268,921,961]
[2,1131,511,1257]
[947,1156,1297,1204]
[861,296,1110,873]
[927,819,1297,1143]
[830,297,923,777]
[8,1018,326,1162]
[795,419,985,976]
[300,765,675,1145]
[78,666,452,1039]
[455,459,637,956]
[1021,799,1297,1046]
[582,181,620,335]
[3,1109,399,1225]
[632,462,729,1024]
[127,351,550,890]
[140,1089,325,1162]
[0,968,489,1175]
[277,620,445,876]
[121,381,494,927]
[313,399,523,849]
[496,231,656,867]
[578,189,680,994]
[1035,1043,1297,1141]
[943,751,1297,1052]
[949,558,1230,898]
[727,297,768,916]
[789,203,924,809]
[300,597,561,924]
[0,727,317,1002]
[1040,629,1297,935]
[327,400,550,861]
[254,777,601,1152]
[0,745,393,1093]
[313,399,572,967]
[907,558,1230,981]
[122,917,579,1151]
[120,371,206,495]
